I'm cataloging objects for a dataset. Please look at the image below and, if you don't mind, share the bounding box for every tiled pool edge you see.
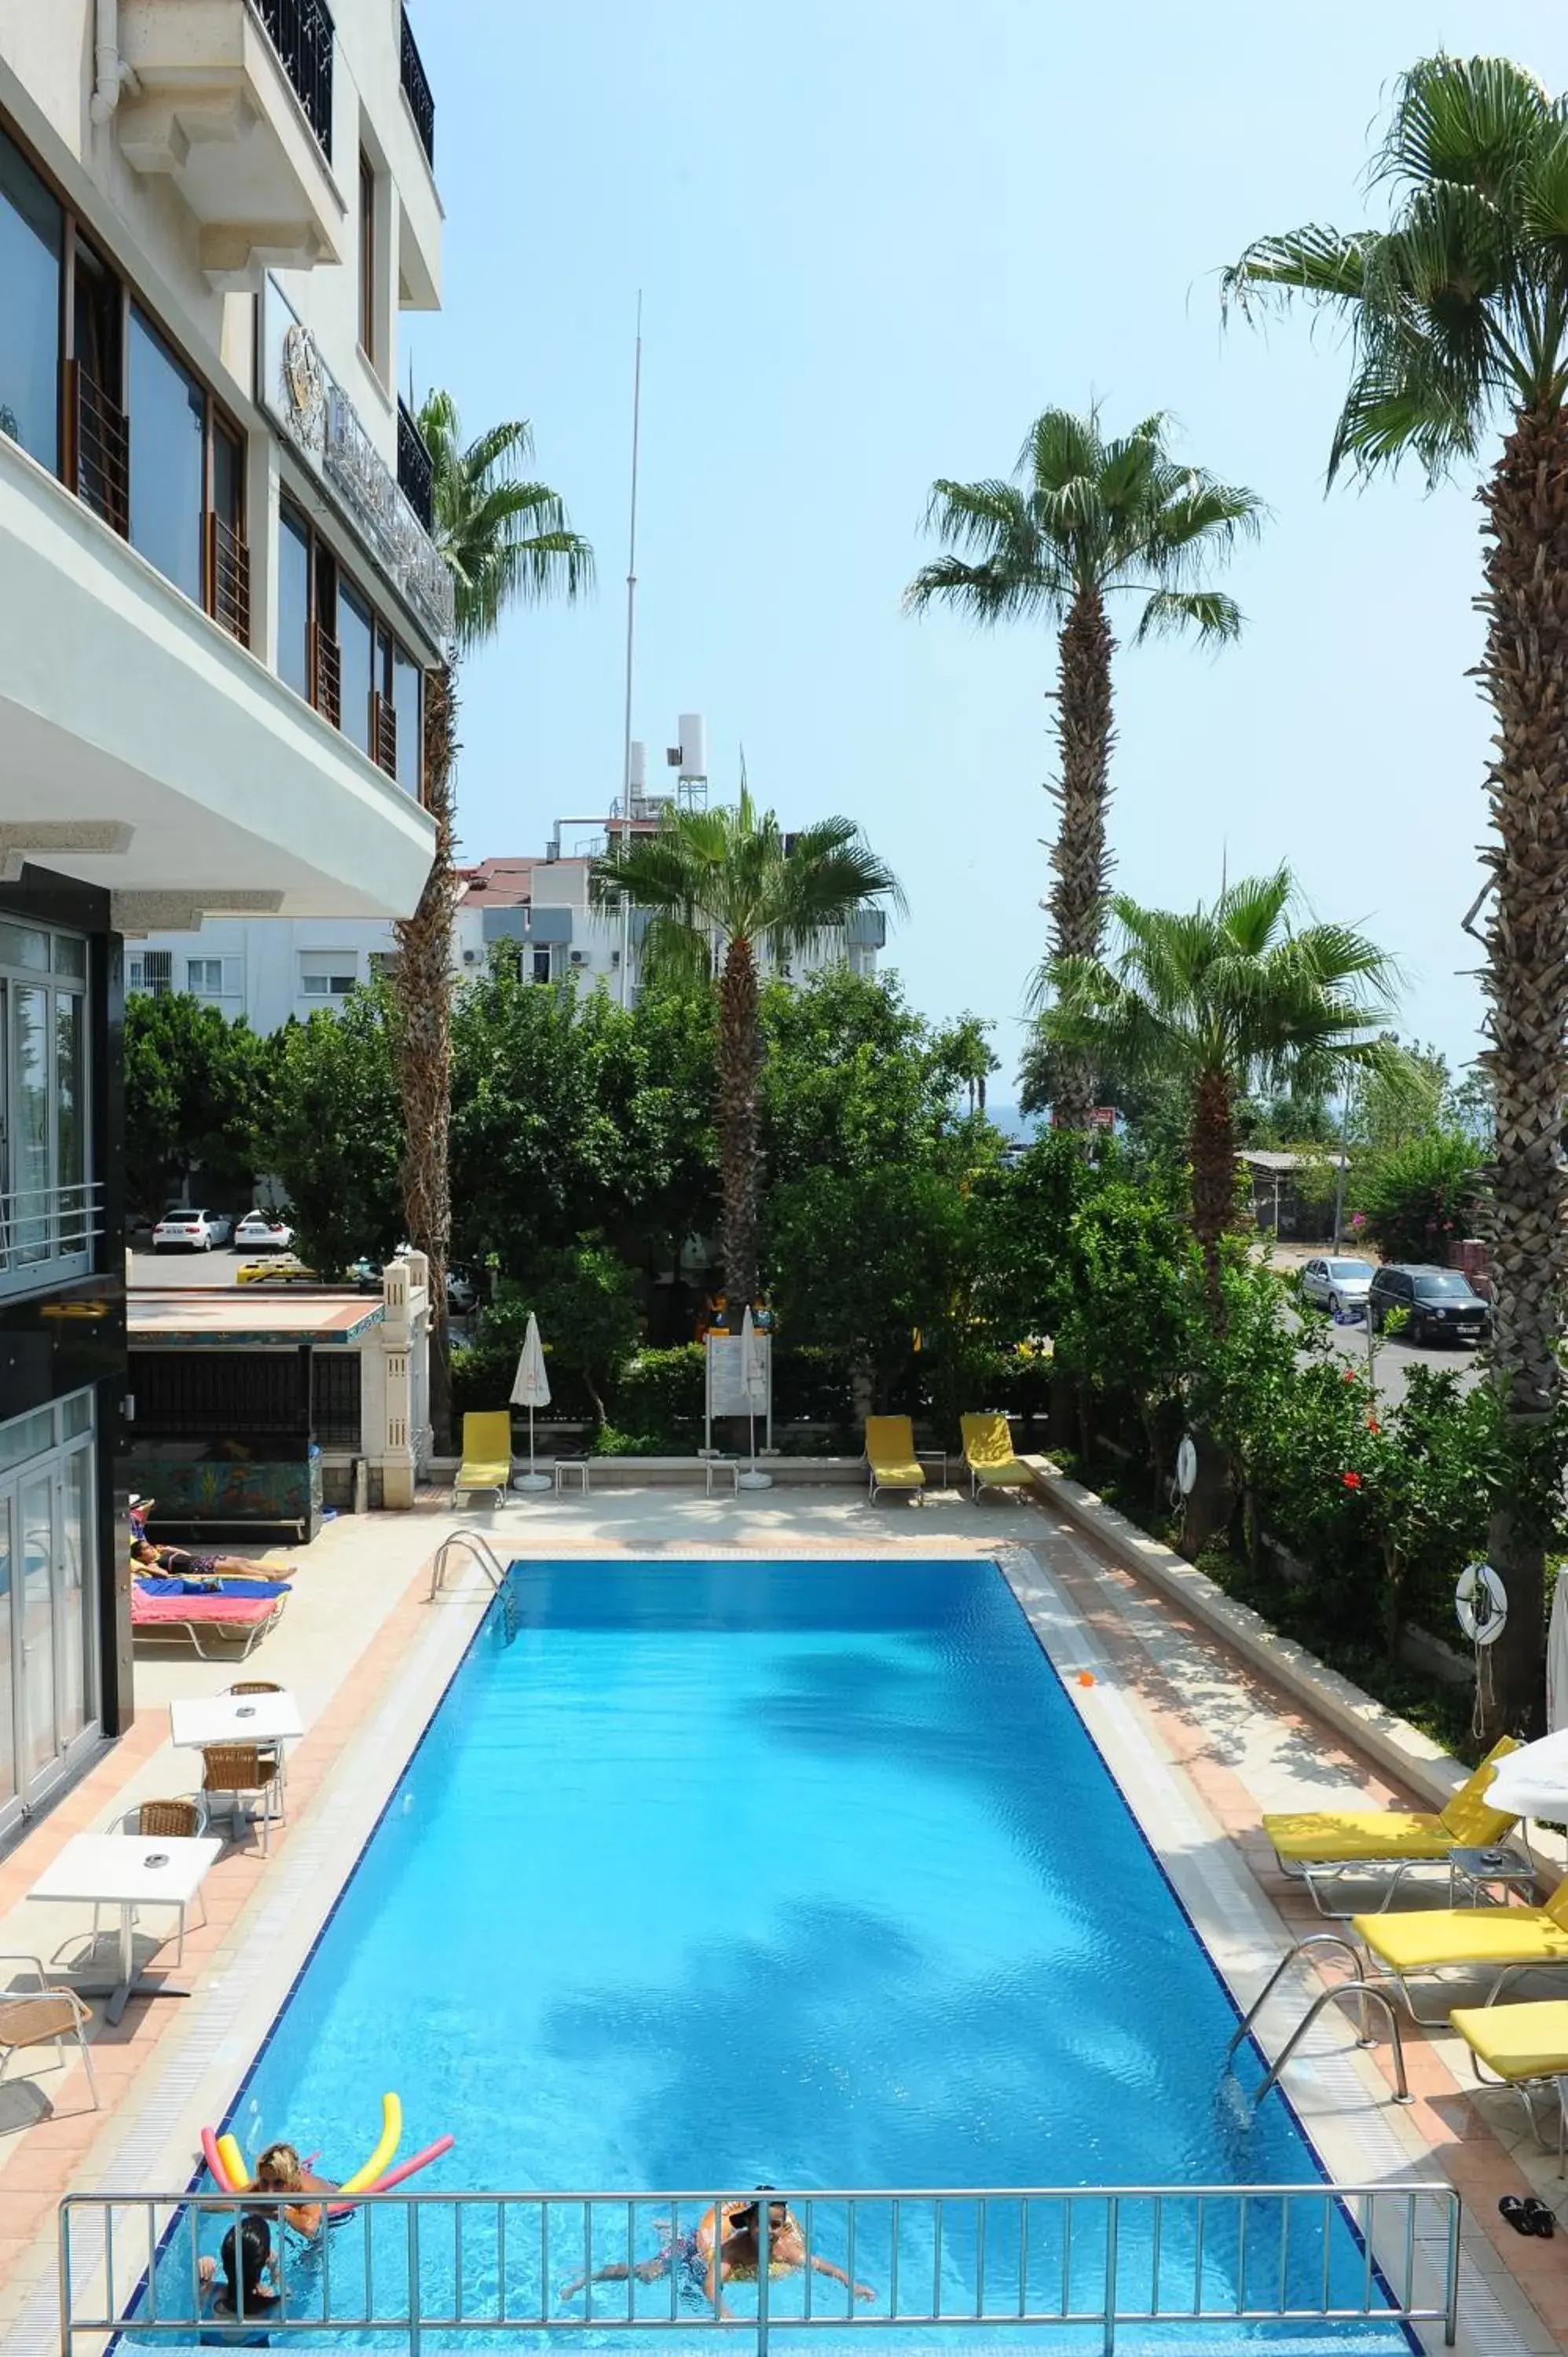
[994,1543,1546,2357]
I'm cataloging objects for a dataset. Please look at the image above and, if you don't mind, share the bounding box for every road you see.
[1309,1311,1481,1409]
[130,1248,248,1287]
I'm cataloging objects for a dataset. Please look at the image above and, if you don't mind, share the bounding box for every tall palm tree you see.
[905,409,1262,1125]
[1035,871,1398,1318]
[1222,53,1568,1732]
[590,788,903,1302]
[397,394,592,1446]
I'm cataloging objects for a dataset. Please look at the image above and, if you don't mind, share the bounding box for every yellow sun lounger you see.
[454,1411,513,1505]
[1263,1737,1521,1916]
[960,1413,1032,1502]
[1449,1999,1568,2161]
[865,1417,925,1504]
[1350,1874,1568,2023]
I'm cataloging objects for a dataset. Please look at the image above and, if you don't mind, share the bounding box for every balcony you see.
[115,1,344,287]
[0,1182,104,1302]
[397,398,434,533]
[400,9,435,166]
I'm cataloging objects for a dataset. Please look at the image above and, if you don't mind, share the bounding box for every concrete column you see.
[378,1252,428,1508]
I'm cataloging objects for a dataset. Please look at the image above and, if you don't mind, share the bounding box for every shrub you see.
[1354,1132,1480,1264]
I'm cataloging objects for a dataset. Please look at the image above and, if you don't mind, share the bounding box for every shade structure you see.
[737,1304,771,1489]
[509,1313,552,1491]
[1487,1728,1568,1820]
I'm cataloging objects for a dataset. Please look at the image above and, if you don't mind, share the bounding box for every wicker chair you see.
[0,1955,98,2120]
[90,1799,210,1966]
[200,1744,284,1854]
[225,1681,287,1789]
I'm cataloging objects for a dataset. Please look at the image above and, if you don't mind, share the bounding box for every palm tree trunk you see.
[1046,584,1116,1129]
[1474,405,1568,1740]
[717,934,764,1303]
[393,660,458,1455]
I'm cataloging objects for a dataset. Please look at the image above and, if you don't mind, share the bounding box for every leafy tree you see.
[1354,1132,1482,1263]
[396,394,593,1446]
[264,991,402,1277]
[907,409,1261,1124]
[123,992,273,1222]
[1346,1036,1449,1155]
[591,789,903,1302]
[517,1242,643,1427]
[1224,50,1568,1731]
[1050,1171,1197,1474]
[1037,870,1398,1321]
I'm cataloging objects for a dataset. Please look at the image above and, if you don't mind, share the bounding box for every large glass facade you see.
[128,308,205,602]
[339,578,374,757]
[0,922,92,1292]
[0,126,62,471]
[0,1394,98,1842]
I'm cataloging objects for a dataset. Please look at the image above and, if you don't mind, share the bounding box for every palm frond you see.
[1133,589,1244,646]
[419,388,595,652]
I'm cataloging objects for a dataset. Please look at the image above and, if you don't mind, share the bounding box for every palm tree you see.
[905,409,1262,1125]
[1035,871,1398,1319]
[590,787,903,1302]
[396,394,592,1446]
[1222,53,1568,1732]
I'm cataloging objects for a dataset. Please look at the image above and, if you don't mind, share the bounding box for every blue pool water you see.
[147,1560,1407,2349]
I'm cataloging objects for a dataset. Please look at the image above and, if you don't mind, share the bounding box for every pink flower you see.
[1342,1471,1362,1490]
[1367,1417,1380,1435]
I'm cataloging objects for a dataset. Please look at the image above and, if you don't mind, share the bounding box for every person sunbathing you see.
[132,1540,291,1584]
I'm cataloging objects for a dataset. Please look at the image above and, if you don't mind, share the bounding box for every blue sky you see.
[409,1,1566,1089]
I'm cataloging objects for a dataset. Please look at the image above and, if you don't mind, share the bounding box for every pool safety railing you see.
[57,2179,1461,2354]
[429,1530,509,1599]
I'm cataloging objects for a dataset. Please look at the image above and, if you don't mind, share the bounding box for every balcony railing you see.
[397,396,434,532]
[400,7,435,164]
[372,692,397,781]
[251,0,335,159]
[313,624,341,728]
[0,1179,104,1296]
[70,363,129,539]
[205,513,251,647]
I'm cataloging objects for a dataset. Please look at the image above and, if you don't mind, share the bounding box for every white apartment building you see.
[0,0,446,1810]
[128,827,890,1028]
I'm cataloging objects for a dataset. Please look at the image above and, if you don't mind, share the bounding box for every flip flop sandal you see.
[1499,2196,1533,2235]
[1523,2198,1556,2238]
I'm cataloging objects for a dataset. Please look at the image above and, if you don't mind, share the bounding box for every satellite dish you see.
[1176,1435,1198,1497]
[1456,1562,1508,1647]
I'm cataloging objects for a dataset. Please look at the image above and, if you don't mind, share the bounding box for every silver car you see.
[1299,1255,1376,1319]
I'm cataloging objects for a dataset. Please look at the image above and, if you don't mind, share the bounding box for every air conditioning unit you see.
[610,948,621,966]
[569,949,588,966]
[462,950,478,965]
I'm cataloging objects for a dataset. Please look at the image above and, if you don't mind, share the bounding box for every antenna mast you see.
[621,293,643,816]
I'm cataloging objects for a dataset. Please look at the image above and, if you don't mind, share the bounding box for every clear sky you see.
[409,0,1566,1091]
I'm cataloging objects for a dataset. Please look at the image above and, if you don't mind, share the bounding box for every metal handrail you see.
[1251,1985,1412,2106]
[57,2179,1463,2352]
[428,1530,508,1597]
[1225,1931,1366,2065]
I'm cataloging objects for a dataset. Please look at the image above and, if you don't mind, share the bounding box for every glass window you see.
[52,934,86,979]
[302,970,357,999]
[55,988,84,1208]
[0,127,62,471]
[0,1409,54,1476]
[212,420,242,532]
[60,1394,92,1439]
[358,150,376,357]
[338,577,373,755]
[392,642,423,800]
[128,307,204,600]
[278,504,312,701]
[188,958,222,993]
[11,984,51,1264]
[0,923,49,973]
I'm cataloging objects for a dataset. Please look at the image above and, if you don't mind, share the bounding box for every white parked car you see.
[151,1208,233,1252]
[1299,1255,1376,1318]
[233,1209,295,1253]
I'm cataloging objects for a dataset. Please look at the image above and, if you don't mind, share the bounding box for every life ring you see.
[1456,1562,1508,1646]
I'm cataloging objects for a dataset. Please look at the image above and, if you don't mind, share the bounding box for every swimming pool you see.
[139,1558,1412,2348]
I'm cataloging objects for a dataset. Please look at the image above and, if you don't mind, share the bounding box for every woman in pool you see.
[558,2189,875,2313]
[197,2213,277,2345]
[251,2143,338,2238]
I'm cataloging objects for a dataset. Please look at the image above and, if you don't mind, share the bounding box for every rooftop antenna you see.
[620,292,643,824]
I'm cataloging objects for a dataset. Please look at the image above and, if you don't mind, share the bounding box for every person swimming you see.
[558,2187,875,2315]
[197,2212,277,2345]
[251,2143,339,2238]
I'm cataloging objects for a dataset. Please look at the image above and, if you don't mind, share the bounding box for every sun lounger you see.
[865,1416,925,1503]
[1449,1998,1568,2159]
[455,1411,513,1505]
[130,1588,287,1661]
[1263,1736,1520,1916]
[1350,1874,1568,2022]
[960,1412,1032,1501]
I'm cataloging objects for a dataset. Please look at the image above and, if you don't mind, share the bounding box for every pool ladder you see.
[428,1530,509,1598]
[1225,1934,1412,2106]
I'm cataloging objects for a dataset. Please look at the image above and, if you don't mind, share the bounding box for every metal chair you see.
[0,1955,99,2122]
[89,1798,210,1966]
[200,1743,284,1856]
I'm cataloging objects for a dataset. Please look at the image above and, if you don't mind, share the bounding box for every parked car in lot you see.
[236,1255,317,1285]
[233,1209,295,1253]
[151,1208,233,1252]
[1368,1263,1491,1347]
[1299,1255,1376,1318]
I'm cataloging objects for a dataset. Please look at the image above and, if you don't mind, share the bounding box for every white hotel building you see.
[0,0,445,1827]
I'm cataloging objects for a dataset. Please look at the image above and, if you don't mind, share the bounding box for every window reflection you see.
[339,578,373,756]
[128,309,204,601]
[278,506,312,701]
[392,641,423,798]
[0,128,62,471]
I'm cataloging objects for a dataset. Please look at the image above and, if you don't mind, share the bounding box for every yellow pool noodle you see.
[338,2093,401,2195]
[215,2134,251,2191]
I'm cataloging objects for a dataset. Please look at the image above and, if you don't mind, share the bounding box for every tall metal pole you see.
[617,295,643,1010]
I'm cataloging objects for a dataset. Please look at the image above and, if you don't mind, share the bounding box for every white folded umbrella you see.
[509,1312,552,1492]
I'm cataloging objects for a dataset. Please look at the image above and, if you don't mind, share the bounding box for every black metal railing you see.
[252,0,335,159]
[313,624,341,727]
[397,395,434,530]
[71,361,129,537]
[372,692,397,781]
[400,6,435,164]
[206,512,251,647]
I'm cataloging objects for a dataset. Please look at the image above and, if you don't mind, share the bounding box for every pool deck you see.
[0,1482,1564,2354]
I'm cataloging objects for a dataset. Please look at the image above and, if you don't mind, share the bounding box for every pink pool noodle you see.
[202,2129,240,2190]
[324,2135,454,2216]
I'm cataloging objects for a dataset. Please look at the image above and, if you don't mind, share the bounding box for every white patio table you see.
[169,1692,304,1750]
[28,1833,222,2025]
